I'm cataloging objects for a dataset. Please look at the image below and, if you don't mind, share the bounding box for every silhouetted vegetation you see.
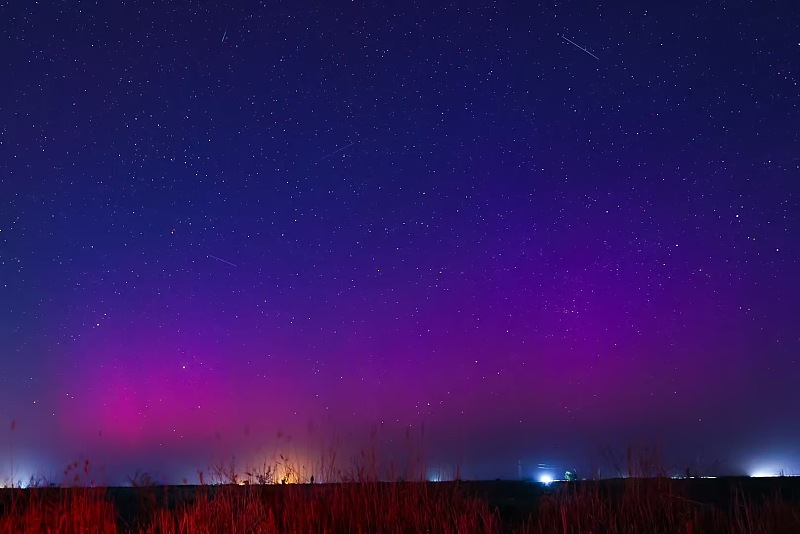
[1,451,800,533]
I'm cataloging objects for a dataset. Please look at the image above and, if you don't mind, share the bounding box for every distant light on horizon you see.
[751,471,780,478]
[538,474,554,485]
[750,469,797,478]
[747,456,800,478]
[427,469,444,482]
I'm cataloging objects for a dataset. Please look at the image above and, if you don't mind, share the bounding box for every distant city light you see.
[427,473,442,482]
[751,470,781,478]
[538,473,554,485]
[748,460,798,478]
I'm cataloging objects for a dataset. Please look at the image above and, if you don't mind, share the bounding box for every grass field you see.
[1,467,800,533]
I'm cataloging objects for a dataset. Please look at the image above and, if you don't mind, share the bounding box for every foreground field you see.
[1,476,800,533]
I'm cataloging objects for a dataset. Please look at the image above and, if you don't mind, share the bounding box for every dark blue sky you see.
[1,0,798,485]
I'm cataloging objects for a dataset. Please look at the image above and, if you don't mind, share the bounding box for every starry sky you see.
[1,0,799,485]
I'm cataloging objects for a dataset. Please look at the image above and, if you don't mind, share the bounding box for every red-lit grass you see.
[526,477,800,534]
[531,477,698,534]
[2,452,800,533]
[138,482,497,533]
[0,487,117,534]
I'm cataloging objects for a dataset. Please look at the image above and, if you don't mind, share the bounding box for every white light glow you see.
[539,474,554,485]
[751,470,780,478]
[427,468,446,482]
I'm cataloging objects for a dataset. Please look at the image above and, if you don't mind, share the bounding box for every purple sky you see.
[1,1,799,485]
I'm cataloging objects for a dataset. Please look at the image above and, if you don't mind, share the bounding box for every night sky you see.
[2,1,799,485]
